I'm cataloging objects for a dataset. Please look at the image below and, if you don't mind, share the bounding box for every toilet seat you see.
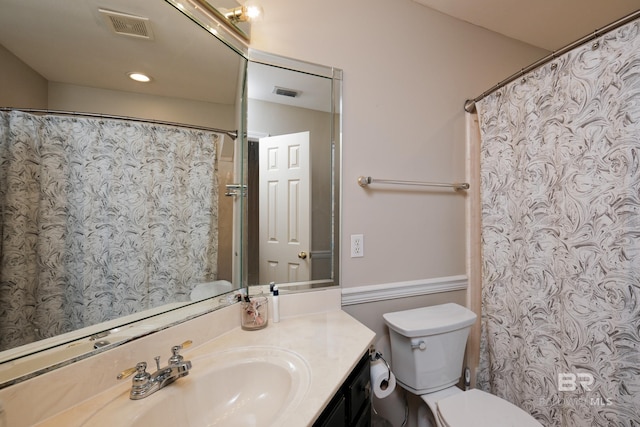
[422,389,542,427]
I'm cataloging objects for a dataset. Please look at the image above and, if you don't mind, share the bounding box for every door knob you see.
[298,251,308,259]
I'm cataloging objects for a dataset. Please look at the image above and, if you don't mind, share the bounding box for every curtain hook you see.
[592,30,601,50]
[548,51,558,70]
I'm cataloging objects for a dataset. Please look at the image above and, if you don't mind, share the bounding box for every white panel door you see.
[258,132,311,284]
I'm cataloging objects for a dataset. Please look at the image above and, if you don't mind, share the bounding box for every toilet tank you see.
[383,303,477,395]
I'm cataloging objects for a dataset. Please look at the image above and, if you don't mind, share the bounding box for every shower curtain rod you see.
[0,107,238,139]
[464,9,640,113]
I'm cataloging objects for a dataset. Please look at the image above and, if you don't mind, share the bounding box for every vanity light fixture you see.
[189,0,258,42]
[224,3,263,23]
[128,72,152,83]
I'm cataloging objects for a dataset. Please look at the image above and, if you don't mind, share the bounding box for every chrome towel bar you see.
[357,176,469,191]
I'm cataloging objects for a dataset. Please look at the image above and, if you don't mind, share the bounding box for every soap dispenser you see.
[272,285,280,323]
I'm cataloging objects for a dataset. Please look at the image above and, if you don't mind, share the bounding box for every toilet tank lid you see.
[383,303,477,337]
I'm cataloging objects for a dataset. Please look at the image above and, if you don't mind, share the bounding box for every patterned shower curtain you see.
[475,19,640,426]
[0,111,219,351]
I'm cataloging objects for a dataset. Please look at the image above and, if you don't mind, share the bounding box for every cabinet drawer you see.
[353,402,372,427]
[313,352,371,427]
[317,395,346,427]
[347,356,370,424]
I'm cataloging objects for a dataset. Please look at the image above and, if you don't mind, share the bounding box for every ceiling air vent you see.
[99,9,154,40]
[273,86,301,98]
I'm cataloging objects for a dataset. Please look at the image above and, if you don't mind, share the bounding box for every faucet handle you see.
[117,361,150,380]
[117,366,137,380]
[178,339,193,350]
[168,340,193,365]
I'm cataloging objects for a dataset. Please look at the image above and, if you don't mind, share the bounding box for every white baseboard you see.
[341,275,468,306]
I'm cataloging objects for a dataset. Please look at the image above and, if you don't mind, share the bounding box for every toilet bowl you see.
[421,387,541,427]
[383,303,541,427]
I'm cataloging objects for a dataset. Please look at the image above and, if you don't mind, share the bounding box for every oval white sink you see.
[84,346,311,427]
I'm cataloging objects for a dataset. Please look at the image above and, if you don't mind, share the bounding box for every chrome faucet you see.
[117,340,193,400]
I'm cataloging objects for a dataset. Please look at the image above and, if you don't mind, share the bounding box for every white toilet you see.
[383,303,542,427]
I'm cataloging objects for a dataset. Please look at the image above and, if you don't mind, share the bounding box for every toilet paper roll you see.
[370,359,396,399]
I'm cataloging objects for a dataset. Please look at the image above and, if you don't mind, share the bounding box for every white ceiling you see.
[0,0,243,106]
[0,0,330,113]
[3,1,638,113]
[413,0,639,51]
[247,61,333,113]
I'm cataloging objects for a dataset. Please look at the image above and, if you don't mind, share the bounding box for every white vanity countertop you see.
[32,309,375,427]
[192,310,375,426]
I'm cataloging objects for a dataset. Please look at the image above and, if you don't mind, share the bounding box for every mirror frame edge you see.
[164,0,249,57]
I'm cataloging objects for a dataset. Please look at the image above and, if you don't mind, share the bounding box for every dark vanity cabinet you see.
[314,353,371,427]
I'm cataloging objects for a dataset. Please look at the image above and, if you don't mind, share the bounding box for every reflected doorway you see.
[247,132,311,285]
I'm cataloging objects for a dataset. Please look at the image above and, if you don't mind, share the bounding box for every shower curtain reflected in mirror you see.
[475,18,640,426]
[0,111,219,351]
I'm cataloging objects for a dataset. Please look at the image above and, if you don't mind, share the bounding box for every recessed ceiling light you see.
[128,72,152,83]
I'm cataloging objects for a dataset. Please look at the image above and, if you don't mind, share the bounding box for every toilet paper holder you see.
[370,350,391,382]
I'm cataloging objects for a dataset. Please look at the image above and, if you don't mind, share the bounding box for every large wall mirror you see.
[0,0,246,385]
[0,0,341,388]
[245,51,342,291]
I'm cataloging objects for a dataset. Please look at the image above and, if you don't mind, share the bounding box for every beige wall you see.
[0,44,47,108]
[250,3,548,424]
[250,0,548,288]
[48,82,235,130]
